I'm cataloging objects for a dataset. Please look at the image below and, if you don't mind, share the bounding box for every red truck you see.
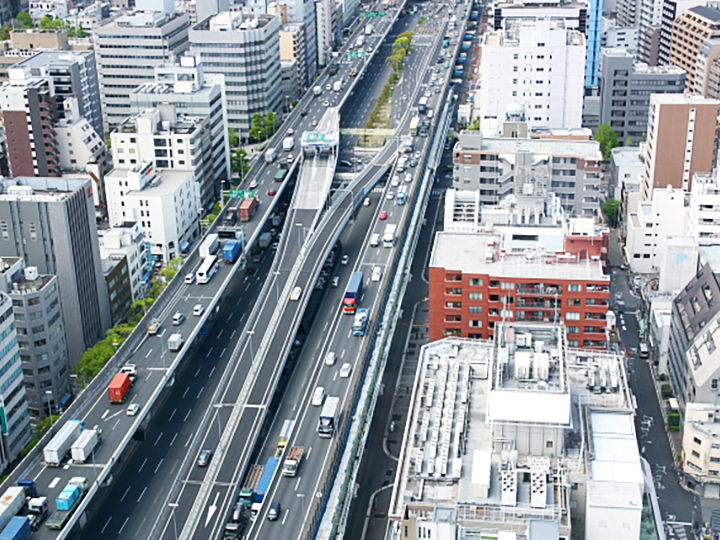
[108,373,131,403]
[238,197,258,222]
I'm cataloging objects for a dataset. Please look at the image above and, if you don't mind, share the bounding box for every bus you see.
[409,116,420,135]
[196,255,219,284]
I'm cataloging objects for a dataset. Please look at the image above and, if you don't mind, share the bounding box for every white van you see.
[370,233,380,247]
[312,386,325,406]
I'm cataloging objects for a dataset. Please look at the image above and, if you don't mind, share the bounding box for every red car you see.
[267,188,277,196]
[379,210,388,220]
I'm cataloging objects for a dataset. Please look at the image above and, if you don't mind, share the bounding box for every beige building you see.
[683,403,720,498]
[280,24,306,93]
[642,94,719,199]
[669,5,720,92]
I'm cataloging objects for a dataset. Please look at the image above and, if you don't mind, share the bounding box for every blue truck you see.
[46,478,86,530]
[223,240,242,264]
[343,272,364,314]
[461,41,471,51]
[0,517,30,540]
[470,10,479,19]
[250,458,279,520]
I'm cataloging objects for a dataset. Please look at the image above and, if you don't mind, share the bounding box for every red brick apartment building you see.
[429,232,610,347]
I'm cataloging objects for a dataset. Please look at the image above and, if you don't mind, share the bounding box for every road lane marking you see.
[282,509,289,525]
[137,486,147,503]
[103,410,123,422]
[154,458,164,474]
[139,458,147,473]
[341,349,346,358]
[236,297,242,307]
[197,386,204,400]
[48,477,60,489]
[220,347,227,358]
[194,367,202,378]
[134,517,148,537]
[206,347,214,358]
[208,366,216,378]
[154,433,163,446]
[184,410,192,423]
[145,348,152,359]
[101,409,109,420]
[120,485,131,502]
[183,387,190,399]
[169,408,176,422]
[230,329,237,340]
[217,329,223,339]
[101,516,112,534]
[205,491,220,527]
[294,477,301,491]
[227,312,234,322]
[240,313,246,323]
[169,433,178,447]
[112,418,121,431]
[307,447,312,459]
[118,517,130,535]
[333,371,338,381]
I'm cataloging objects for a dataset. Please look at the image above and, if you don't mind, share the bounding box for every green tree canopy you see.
[228,128,239,148]
[594,124,620,161]
[16,11,32,29]
[603,198,621,226]
[264,111,278,137]
[39,15,64,30]
[249,113,266,142]
[0,27,11,41]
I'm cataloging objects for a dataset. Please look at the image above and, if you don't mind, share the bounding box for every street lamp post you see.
[45,390,54,432]
[168,503,179,540]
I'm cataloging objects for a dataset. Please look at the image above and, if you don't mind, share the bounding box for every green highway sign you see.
[361,11,387,17]
[348,51,366,59]
[229,190,255,199]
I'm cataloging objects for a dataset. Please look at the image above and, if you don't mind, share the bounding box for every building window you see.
[568,299,581,306]
[469,278,483,286]
[469,306,482,314]
[469,320,482,327]
[568,284,582,292]
[695,437,702,445]
[567,326,579,334]
[692,450,700,458]
[566,313,580,320]
[469,293,482,300]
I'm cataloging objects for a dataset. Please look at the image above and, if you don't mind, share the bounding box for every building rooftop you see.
[15,50,92,69]
[611,147,643,168]
[431,231,608,281]
[107,167,193,197]
[650,93,720,106]
[0,258,55,293]
[0,177,89,202]
[460,134,602,160]
[689,4,720,22]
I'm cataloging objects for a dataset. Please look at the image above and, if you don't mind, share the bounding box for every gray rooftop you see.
[16,50,92,69]
[689,4,720,21]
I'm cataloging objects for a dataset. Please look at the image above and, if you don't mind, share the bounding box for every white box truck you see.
[283,137,295,151]
[71,429,100,464]
[199,233,219,259]
[313,86,322,96]
[333,80,342,92]
[168,333,183,352]
[44,419,83,467]
[0,487,26,533]
[265,148,277,163]
[383,224,397,248]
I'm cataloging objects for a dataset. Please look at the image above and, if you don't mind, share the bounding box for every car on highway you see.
[287,128,295,135]
[372,266,382,282]
[391,176,400,187]
[127,403,141,416]
[197,449,213,467]
[405,173,412,183]
[300,110,308,116]
[379,210,388,220]
[268,188,277,196]
[331,276,340,288]
[312,387,325,406]
[325,351,337,366]
[340,363,353,378]
[386,192,394,200]
[193,304,204,316]
[268,501,281,521]
[409,157,418,167]
[249,179,258,189]
[363,197,371,206]
[435,87,441,94]
[326,83,332,91]
[341,254,350,265]
[323,100,330,107]
[173,312,185,326]
[428,110,434,119]
[184,273,195,284]
[312,119,318,127]
[290,286,302,301]
[424,90,431,97]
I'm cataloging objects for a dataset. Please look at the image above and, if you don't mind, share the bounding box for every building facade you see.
[642,94,719,199]
[0,258,70,422]
[429,231,610,347]
[99,222,148,301]
[190,11,283,140]
[93,11,190,131]
[0,177,111,366]
[478,18,585,130]
[599,49,686,145]
[669,5,720,91]
[689,172,720,246]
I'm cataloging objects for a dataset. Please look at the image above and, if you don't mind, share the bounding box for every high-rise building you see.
[280,25,308,93]
[129,58,230,212]
[174,0,229,25]
[659,0,705,65]
[668,5,720,91]
[616,0,641,27]
[0,177,111,366]
[694,38,720,97]
[637,0,664,64]
[0,258,70,422]
[585,0,603,86]
[93,10,190,131]
[14,50,102,136]
[599,49,686,145]
[284,0,318,84]
[315,0,337,67]
[190,11,283,140]
[478,18,585,130]
[0,292,30,464]
[641,94,719,199]
[98,222,149,301]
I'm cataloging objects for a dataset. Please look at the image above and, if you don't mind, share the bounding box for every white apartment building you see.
[478,18,585,131]
[54,99,110,176]
[174,0,229,25]
[98,222,148,301]
[284,0,318,83]
[315,0,337,67]
[190,11,283,140]
[111,108,219,215]
[29,0,68,21]
[683,403,720,498]
[106,161,199,263]
[688,171,720,246]
[626,186,687,273]
[93,11,190,130]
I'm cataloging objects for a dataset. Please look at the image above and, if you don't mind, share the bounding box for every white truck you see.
[168,333,183,352]
[265,147,277,163]
[44,419,83,467]
[282,446,304,477]
[313,85,322,96]
[283,137,295,151]
[71,429,100,464]
[365,23,373,35]
[0,487,26,533]
[333,80,342,92]
[199,233,219,259]
[383,224,397,248]
[357,35,365,48]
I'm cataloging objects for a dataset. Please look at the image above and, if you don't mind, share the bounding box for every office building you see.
[388,327,660,540]
[174,0,229,25]
[100,243,132,326]
[281,58,301,104]
[659,0,710,66]
[105,161,199,263]
[617,0,641,27]
[611,146,644,236]
[315,0,336,67]
[478,18,585,130]
[93,10,190,131]
[641,94,719,199]
[129,58,231,211]
[599,49,686,145]
[669,5,720,91]
[0,177,110,367]
[489,0,589,32]
[283,0,317,84]
[29,0,68,21]
[0,257,70,422]
[190,11,283,140]
[429,231,609,347]
[452,128,603,216]
[280,25,308,96]
[695,38,720,98]
[54,98,110,178]
[14,50,102,136]
[637,0,664,65]
[602,20,639,49]
[688,171,720,246]
[98,222,149,301]
[0,292,30,464]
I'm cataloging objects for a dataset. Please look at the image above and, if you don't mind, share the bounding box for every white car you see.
[325,351,337,366]
[126,403,141,416]
[326,83,332,91]
[193,304,204,316]
[363,198,371,206]
[372,266,382,282]
[312,387,325,406]
[391,176,400,187]
[287,128,295,135]
[386,192,395,200]
[339,363,352,378]
[405,173,412,183]
[290,286,302,301]
[427,110,434,119]
[184,273,195,284]
[341,254,350,265]
[249,179,258,189]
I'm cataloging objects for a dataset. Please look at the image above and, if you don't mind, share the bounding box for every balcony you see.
[516,285,562,296]
[516,300,560,309]
[444,288,462,296]
[586,285,610,294]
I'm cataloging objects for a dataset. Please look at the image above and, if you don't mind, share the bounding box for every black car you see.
[300,110,308,117]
